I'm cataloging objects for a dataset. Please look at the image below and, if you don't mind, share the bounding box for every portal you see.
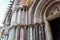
[49,17,60,40]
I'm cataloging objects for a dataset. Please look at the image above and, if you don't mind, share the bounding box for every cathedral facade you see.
[0,0,60,40]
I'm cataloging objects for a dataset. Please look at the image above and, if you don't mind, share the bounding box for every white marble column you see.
[11,11,17,25]
[27,27,30,40]
[20,9,25,24]
[15,27,18,40]
[30,27,32,40]
[17,9,21,24]
[20,27,24,40]
[39,26,42,40]
[25,10,28,24]
[8,27,16,40]
[32,27,35,40]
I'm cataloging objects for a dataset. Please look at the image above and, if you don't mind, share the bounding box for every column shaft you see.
[17,26,20,40]
[23,27,26,40]
[41,25,45,40]
[35,24,39,40]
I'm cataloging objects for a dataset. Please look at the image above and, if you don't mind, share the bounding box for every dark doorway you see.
[49,17,60,40]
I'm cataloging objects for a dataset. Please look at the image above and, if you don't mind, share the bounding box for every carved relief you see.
[45,2,60,21]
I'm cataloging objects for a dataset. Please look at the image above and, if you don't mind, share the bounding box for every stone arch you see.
[33,0,60,40]
[40,0,55,23]
[43,1,60,21]
[33,0,55,40]
[29,0,40,24]
[34,0,43,23]
[33,0,54,24]
[43,1,60,40]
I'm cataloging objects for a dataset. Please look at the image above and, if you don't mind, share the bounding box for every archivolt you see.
[33,0,54,24]
[43,1,60,21]
[34,0,42,23]
[28,0,40,24]
[43,1,60,40]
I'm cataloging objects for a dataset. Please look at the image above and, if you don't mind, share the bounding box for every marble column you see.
[8,26,16,40]
[27,27,30,40]
[12,27,16,40]
[41,24,45,40]
[17,9,21,24]
[15,27,18,40]
[35,24,39,40]
[32,27,35,40]
[39,26,42,40]
[20,27,24,40]
[30,27,32,40]
[11,11,17,25]
[17,26,20,40]
[24,10,26,24]
[23,26,26,40]
[20,9,25,24]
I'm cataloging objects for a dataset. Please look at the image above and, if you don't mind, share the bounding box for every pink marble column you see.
[23,26,26,40]
[17,26,20,40]
[41,24,45,40]
[35,23,39,40]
